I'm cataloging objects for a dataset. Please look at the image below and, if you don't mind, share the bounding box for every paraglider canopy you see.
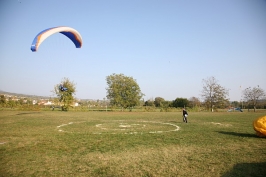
[31,26,82,52]
[59,84,68,92]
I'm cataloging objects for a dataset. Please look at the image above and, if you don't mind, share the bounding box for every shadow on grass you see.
[217,131,258,138]
[221,162,266,177]
[16,112,41,115]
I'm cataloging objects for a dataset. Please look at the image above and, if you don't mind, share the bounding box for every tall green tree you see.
[172,98,189,108]
[54,78,76,111]
[154,97,165,107]
[106,73,144,110]
[242,86,265,112]
[201,76,229,112]
[0,95,6,107]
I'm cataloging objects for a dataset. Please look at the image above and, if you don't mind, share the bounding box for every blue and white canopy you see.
[31,26,82,52]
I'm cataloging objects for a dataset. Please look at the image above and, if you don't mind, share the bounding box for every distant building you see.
[44,101,53,105]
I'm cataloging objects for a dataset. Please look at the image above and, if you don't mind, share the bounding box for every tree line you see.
[1,75,265,112]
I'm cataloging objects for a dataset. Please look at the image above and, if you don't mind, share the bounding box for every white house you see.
[44,101,53,105]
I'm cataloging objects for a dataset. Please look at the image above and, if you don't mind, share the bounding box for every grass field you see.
[0,110,266,177]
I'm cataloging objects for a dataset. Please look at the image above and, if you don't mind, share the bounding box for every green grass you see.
[0,111,265,177]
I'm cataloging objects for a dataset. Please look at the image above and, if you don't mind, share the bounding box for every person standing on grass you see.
[182,108,188,123]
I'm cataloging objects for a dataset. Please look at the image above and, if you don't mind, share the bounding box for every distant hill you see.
[0,90,96,101]
[0,90,52,100]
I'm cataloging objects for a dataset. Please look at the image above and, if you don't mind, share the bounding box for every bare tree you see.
[201,76,229,112]
[242,86,265,112]
[189,97,201,108]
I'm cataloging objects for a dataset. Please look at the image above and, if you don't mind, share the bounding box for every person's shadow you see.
[221,162,266,177]
[16,112,41,115]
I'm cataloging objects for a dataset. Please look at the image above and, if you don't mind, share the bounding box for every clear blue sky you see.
[1,0,265,102]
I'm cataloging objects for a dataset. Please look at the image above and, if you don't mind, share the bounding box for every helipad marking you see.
[57,120,180,134]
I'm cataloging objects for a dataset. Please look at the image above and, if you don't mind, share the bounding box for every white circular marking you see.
[56,120,180,134]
